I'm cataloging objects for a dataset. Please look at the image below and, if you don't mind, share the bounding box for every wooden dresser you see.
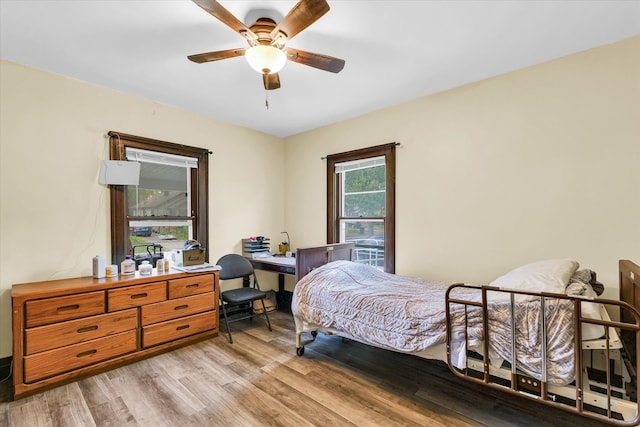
[12,270,219,399]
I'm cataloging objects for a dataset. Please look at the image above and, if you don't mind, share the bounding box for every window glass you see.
[339,219,385,269]
[128,221,192,254]
[342,164,386,217]
[339,163,386,269]
[123,147,197,254]
[127,162,189,217]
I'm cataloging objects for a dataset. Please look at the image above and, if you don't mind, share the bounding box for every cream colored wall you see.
[284,37,640,296]
[0,61,285,358]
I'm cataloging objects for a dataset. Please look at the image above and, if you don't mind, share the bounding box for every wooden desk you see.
[247,256,295,312]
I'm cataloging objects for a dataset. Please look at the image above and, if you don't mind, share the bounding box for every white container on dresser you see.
[12,270,219,399]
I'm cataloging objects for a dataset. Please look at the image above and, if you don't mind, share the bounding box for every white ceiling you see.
[1,1,639,138]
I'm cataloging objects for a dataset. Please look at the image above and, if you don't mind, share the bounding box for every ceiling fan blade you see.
[263,73,281,90]
[285,48,345,73]
[270,0,330,41]
[188,48,246,63]
[192,0,257,42]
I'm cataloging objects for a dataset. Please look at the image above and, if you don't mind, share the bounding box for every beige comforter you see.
[292,261,576,384]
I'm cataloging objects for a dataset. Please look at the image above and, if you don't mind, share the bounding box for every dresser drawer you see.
[141,292,215,326]
[25,309,137,355]
[107,282,166,311]
[168,275,214,299]
[142,312,217,348]
[23,330,138,383]
[25,291,105,328]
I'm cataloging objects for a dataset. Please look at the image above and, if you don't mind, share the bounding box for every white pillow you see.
[490,259,580,293]
[579,283,605,340]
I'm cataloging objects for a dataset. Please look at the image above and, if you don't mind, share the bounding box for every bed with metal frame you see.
[292,243,640,426]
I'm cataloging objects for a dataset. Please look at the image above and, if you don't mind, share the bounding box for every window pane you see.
[343,192,386,217]
[129,220,193,254]
[340,219,384,269]
[342,164,386,217]
[127,162,189,217]
[344,165,385,192]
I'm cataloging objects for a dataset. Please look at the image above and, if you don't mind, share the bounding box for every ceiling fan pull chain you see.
[265,86,270,110]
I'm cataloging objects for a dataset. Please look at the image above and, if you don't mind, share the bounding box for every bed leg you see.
[294,315,306,356]
[293,316,320,356]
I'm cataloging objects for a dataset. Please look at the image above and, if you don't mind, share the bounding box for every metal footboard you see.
[445,284,640,426]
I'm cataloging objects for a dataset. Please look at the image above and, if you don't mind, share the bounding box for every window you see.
[108,132,210,265]
[327,143,396,272]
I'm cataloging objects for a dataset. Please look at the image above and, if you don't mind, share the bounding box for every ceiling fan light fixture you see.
[245,45,287,74]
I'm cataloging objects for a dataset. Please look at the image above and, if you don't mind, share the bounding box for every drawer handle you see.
[56,304,80,312]
[174,305,189,311]
[186,283,199,289]
[176,324,190,331]
[76,349,97,358]
[77,325,99,334]
[130,293,148,299]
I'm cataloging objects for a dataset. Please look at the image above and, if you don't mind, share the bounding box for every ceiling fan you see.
[188,0,345,91]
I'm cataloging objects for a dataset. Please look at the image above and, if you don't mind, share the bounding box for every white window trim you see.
[334,155,385,174]
[126,147,198,169]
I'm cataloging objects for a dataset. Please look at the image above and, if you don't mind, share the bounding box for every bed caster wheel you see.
[311,331,318,338]
[296,346,305,356]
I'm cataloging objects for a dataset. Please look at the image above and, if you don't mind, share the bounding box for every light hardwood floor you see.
[0,311,608,426]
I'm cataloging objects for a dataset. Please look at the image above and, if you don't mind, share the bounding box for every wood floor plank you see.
[233,327,297,364]
[251,364,357,427]
[178,370,267,425]
[45,383,97,427]
[77,373,120,408]
[123,371,204,424]
[304,368,461,427]
[415,379,523,427]
[223,376,316,427]
[86,396,140,427]
[5,395,54,427]
[0,311,621,426]
[301,354,471,427]
[263,362,450,427]
[261,337,321,376]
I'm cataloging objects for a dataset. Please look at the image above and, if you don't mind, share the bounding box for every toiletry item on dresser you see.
[121,255,135,275]
[92,255,106,278]
[105,264,118,277]
[139,260,152,276]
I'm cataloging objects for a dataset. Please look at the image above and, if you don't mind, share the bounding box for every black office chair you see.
[216,254,272,343]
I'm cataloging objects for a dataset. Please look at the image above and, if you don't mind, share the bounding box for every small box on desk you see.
[242,238,271,258]
[173,248,206,266]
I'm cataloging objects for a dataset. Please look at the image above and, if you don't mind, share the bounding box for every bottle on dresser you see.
[121,255,136,276]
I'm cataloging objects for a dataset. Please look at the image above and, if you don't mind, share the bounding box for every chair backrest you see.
[216,254,255,281]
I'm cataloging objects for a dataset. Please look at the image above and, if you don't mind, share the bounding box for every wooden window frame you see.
[327,142,396,273]
[108,131,210,265]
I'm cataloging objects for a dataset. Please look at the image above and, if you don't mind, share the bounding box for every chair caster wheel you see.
[311,330,318,338]
[296,346,305,356]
